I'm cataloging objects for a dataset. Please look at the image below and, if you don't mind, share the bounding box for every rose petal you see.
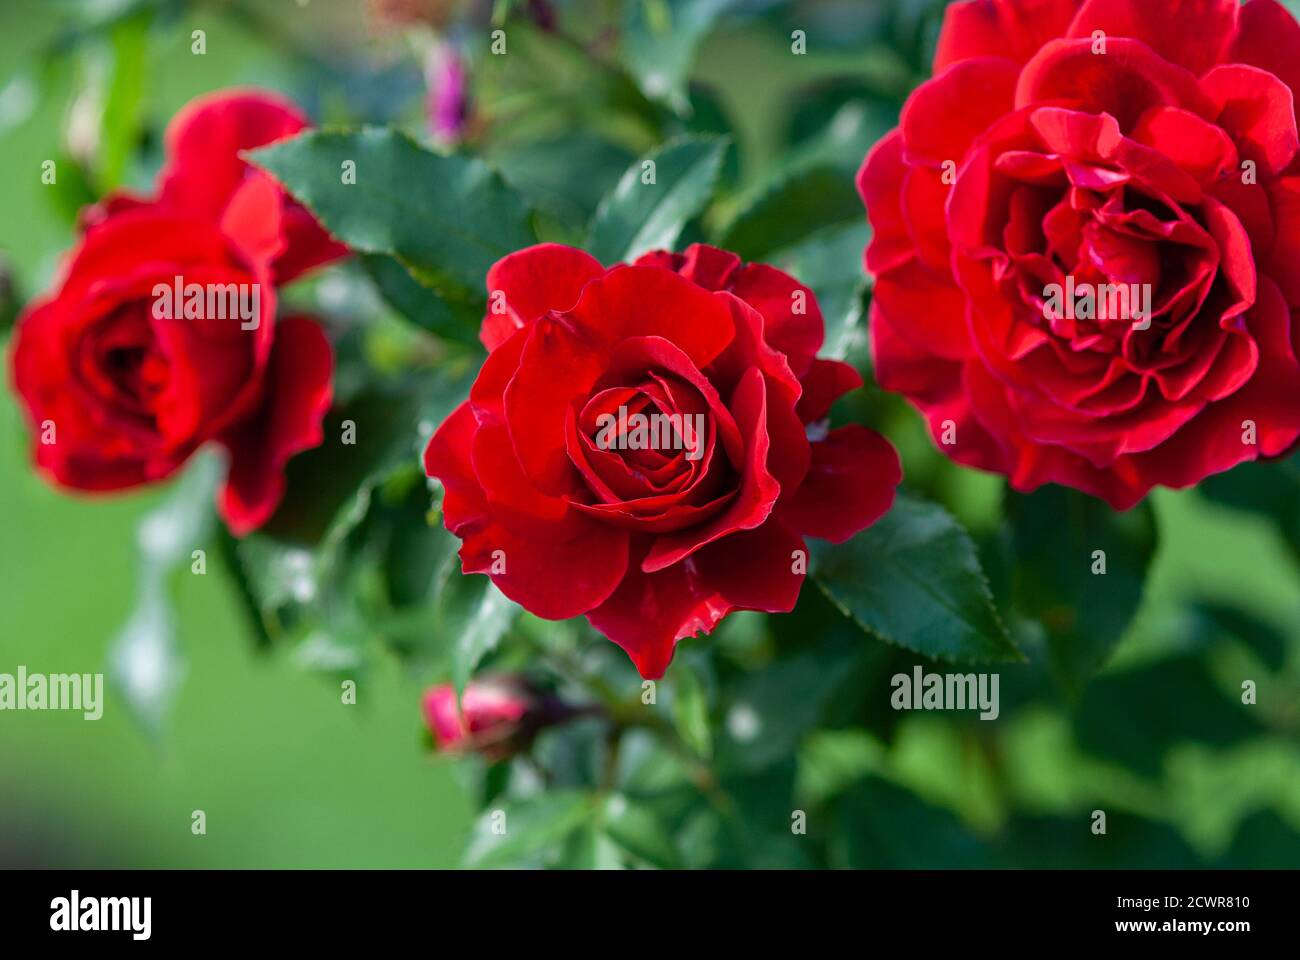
[643,368,781,572]
[424,401,490,536]
[1016,38,1213,129]
[461,519,630,622]
[935,0,1082,71]
[584,539,730,679]
[504,267,737,494]
[777,425,901,543]
[1232,0,1300,102]
[691,520,807,614]
[481,243,605,351]
[159,89,309,220]
[1066,0,1238,77]
[1133,106,1238,185]
[219,315,333,536]
[901,58,1020,167]
[1200,64,1300,176]
[857,130,915,275]
[796,358,863,424]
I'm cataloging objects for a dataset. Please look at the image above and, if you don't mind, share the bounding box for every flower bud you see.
[426,43,471,144]
[422,676,570,759]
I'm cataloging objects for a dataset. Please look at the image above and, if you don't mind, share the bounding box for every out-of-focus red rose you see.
[84,89,348,283]
[860,0,1300,508]
[9,91,341,534]
[424,243,902,679]
[422,678,561,758]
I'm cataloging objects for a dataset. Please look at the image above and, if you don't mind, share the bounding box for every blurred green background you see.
[1,0,1298,869]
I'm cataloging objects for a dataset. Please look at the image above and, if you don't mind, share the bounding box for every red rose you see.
[424,243,902,678]
[9,91,340,534]
[85,89,348,283]
[860,0,1300,508]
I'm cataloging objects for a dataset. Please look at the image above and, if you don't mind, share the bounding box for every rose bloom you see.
[860,0,1300,508]
[425,243,902,678]
[10,90,344,534]
[85,89,346,283]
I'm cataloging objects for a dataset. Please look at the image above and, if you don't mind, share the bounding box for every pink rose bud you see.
[422,677,570,759]
[426,43,470,144]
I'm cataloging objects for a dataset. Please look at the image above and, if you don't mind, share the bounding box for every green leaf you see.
[830,777,996,868]
[1000,814,1202,868]
[718,102,891,261]
[368,471,519,673]
[622,0,736,112]
[108,453,220,735]
[771,220,871,362]
[474,20,666,149]
[675,84,741,188]
[717,760,815,868]
[718,164,862,262]
[1192,603,1288,673]
[490,132,636,235]
[250,128,535,313]
[215,524,272,651]
[1074,654,1263,777]
[97,9,149,191]
[43,151,98,227]
[1199,452,1300,563]
[586,134,728,264]
[556,823,625,869]
[221,364,475,669]
[461,790,593,868]
[380,481,450,611]
[359,253,478,343]
[444,568,518,695]
[813,495,1020,663]
[669,661,712,760]
[0,255,18,336]
[601,794,682,868]
[1221,810,1300,868]
[718,650,859,772]
[225,534,327,648]
[263,365,472,546]
[797,730,882,808]
[784,80,901,147]
[1007,486,1157,691]
[260,390,419,547]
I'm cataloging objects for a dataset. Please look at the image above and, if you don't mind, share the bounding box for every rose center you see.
[77,302,169,417]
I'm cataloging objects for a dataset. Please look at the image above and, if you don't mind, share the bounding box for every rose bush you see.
[9,90,343,534]
[7,0,1297,874]
[860,0,1300,508]
[424,242,902,678]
